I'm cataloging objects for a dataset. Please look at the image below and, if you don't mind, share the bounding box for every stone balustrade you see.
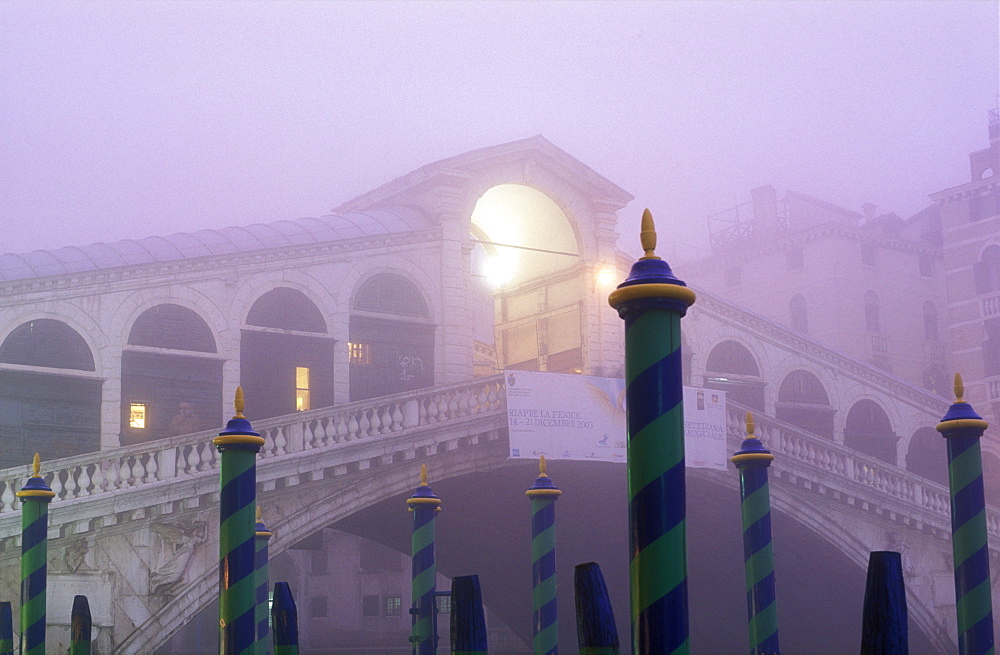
[724,402,998,536]
[0,375,506,516]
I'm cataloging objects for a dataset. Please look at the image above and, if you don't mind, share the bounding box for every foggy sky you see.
[1,1,997,259]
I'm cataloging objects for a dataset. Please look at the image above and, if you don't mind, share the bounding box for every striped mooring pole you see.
[608,209,696,654]
[526,455,562,655]
[256,505,273,655]
[731,413,779,655]
[271,581,299,655]
[17,453,55,655]
[937,373,994,655]
[214,386,265,655]
[0,601,12,655]
[407,464,441,655]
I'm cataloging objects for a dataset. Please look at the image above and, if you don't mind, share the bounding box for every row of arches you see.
[0,275,435,466]
[700,339,959,488]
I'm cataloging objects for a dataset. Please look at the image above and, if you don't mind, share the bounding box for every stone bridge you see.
[0,365,991,652]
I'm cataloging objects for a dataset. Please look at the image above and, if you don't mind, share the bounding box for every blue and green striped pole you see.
[527,455,562,655]
[17,453,55,655]
[255,505,273,655]
[731,413,779,655]
[608,209,696,655]
[937,373,994,655]
[0,601,12,655]
[214,386,265,655]
[407,464,441,655]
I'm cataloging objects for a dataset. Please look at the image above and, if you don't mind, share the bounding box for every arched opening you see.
[121,304,222,445]
[349,273,435,401]
[789,294,808,334]
[776,370,833,438]
[470,184,585,374]
[844,399,897,465]
[703,340,764,410]
[0,319,101,467]
[241,288,335,419]
[974,245,1000,294]
[905,427,947,486]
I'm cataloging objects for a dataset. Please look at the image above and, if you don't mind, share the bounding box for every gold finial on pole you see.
[256,505,262,522]
[32,452,40,477]
[234,386,245,418]
[639,208,661,260]
[419,464,428,487]
[746,412,755,437]
[955,373,966,403]
[539,455,548,477]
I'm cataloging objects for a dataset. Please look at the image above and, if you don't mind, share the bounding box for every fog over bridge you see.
[0,138,986,652]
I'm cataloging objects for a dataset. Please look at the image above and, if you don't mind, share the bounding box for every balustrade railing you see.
[724,402,998,535]
[0,375,506,516]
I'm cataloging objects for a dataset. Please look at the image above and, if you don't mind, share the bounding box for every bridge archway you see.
[0,318,101,467]
[776,369,834,438]
[471,184,586,375]
[704,339,765,410]
[241,287,335,419]
[121,303,222,445]
[349,272,435,401]
[844,399,897,465]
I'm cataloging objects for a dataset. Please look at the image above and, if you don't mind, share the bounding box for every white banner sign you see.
[505,370,727,470]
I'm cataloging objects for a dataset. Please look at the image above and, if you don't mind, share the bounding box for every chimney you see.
[750,185,779,232]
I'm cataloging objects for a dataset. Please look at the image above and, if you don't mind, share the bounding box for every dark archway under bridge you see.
[333,459,937,654]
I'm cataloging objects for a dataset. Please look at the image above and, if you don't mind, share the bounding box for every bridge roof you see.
[0,207,431,282]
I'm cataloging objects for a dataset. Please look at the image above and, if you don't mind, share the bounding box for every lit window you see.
[384,595,402,616]
[295,367,310,411]
[348,342,372,365]
[129,403,146,429]
[435,595,452,614]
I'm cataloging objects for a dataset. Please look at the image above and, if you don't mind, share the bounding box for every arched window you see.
[350,273,435,401]
[246,287,327,333]
[776,370,833,438]
[0,320,100,467]
[844,399,897,465]
[864,291,880,332]
[242,288,335,419]
[704,340,764,410]
[354,273,429,318]
[128,304,216,353]
[0,319,95,370]
[922,302,939,342]
[122,304,221,444]
[790,294,808,334]
[975,245,1000,294]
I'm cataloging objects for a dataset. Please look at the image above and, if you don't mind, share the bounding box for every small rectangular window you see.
[295,366,310,411]
[348,342,372,365]
[129,403,146,429]
[435,595,452,615]
[384,595,402,616]
[362,594,380,617]
[309,596,328,618]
